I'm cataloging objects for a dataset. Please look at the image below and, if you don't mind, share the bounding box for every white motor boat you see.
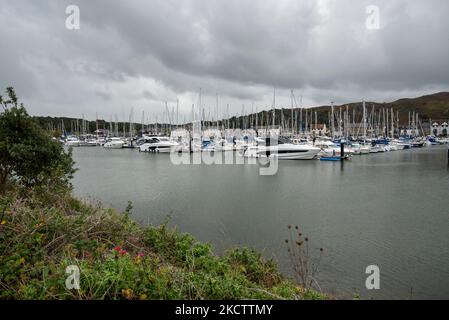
[394,143,406,150]
[139,136,179,153]
[349,143,362,155]
[360,144,371,154]
[320,146,354,157]
[83,138,99,147]
[392,139,410,150]
[370,145,384,153]
[65,136,81,147]
[103,137,125,149]
[351,142,371,154]
[214,138,234,152]
[243,137,321,160]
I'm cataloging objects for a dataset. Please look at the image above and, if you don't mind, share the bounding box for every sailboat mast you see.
[272,88,276,131]
[290,90,294,136]
[362,100,366,139]
[331,101,334,139]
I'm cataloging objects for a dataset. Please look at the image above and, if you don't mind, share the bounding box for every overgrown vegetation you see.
[0,188,326,300]
[0,87,327,300]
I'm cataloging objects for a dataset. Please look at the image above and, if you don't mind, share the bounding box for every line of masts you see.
[46,91,426,139]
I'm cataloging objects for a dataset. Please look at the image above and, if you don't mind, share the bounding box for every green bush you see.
[0,87,75,194]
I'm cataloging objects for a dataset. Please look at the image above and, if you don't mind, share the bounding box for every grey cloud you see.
[0,0,448,119]
[95,90,112,101]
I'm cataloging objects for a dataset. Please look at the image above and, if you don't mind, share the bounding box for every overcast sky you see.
[1,0,448,122]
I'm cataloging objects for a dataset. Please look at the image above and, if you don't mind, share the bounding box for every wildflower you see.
[113,245,127,255]
[134,252,144,263]
[18,257,25,265]
[139,293,147,300]
[0,220,6,225]
[121,288,133,299]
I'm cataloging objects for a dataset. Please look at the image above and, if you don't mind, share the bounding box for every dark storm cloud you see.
[0,0,448,119]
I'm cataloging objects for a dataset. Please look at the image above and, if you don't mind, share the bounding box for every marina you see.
[57,94,449,162]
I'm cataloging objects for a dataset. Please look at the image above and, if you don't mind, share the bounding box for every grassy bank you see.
[0,188,327,300]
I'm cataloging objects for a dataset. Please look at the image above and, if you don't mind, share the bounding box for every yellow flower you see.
[139,293,147,300]
[121,288,134,299]
[18,257,25,265]
[0,220,6,225]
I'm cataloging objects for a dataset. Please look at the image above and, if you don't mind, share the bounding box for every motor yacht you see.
[242,137,321,160]
[103,137,125,149]
[65,136,81,147]
[139,136,179,153]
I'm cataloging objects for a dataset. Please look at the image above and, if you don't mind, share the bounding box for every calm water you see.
[72,146,449,299]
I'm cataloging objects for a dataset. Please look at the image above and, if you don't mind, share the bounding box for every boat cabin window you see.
[277,137,292,144]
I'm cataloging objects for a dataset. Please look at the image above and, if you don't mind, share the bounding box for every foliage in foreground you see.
[0,188,327,300]
[0,87,75,194]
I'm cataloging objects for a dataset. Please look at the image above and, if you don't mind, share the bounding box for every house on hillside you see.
[310,124,328,136]
[430,121,448,136]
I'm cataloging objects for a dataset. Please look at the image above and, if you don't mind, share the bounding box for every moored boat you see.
[104,137,125,149]
[243,137,321,160]
[139,136,178,153]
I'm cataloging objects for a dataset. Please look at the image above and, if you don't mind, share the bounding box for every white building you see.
[430,121,448,136]
[310,124,328,136]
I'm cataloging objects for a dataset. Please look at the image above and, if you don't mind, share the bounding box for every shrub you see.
[0,87,75,194]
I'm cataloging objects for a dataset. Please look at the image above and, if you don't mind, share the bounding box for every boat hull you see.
[244,145,321,160]
[104,143,124,149]
[320,156,342,161]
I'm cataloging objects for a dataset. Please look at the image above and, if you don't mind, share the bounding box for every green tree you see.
[0,87,75,193]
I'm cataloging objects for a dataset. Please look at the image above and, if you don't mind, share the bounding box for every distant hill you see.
[384,92,449,122]
[310,92,449,125]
